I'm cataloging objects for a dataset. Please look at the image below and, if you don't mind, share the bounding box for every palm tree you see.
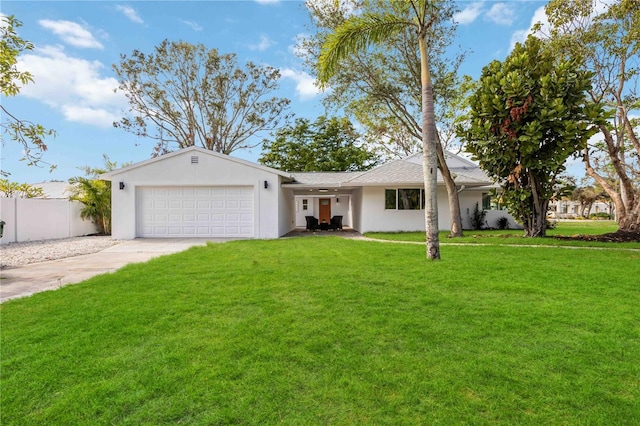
[317,0,441,259]
[68,176,111,234]
[68,155,127,235]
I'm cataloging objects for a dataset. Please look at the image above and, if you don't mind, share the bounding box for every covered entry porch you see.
[282,182,362,231]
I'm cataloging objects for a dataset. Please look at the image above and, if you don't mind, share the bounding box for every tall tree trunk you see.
[618,198,640,232]
[435,136,463,237]
[419,36,440,260]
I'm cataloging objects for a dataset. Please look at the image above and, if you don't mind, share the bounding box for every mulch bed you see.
[552,230,640,243]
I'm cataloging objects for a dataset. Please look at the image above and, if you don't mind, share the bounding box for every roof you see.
[31,181,75,199]
[287,171,365,186]
[100,146,293,180]
[288,151,491,187]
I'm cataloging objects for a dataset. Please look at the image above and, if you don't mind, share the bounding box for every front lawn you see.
[2,238,639,424]
[367,220,640,249]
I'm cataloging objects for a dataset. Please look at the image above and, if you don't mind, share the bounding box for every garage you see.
[137,186,255,237]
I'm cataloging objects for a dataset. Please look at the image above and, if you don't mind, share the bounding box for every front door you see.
[319,198,331,224]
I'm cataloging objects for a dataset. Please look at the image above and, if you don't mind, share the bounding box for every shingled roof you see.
[288,151,491,187]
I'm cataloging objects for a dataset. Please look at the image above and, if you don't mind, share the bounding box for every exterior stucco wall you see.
[350,188,363,232]
[109,150,283,240]
[460,188,521,229]
[0,198,98,244]
[278,186,296,236]
[359,186,452,233]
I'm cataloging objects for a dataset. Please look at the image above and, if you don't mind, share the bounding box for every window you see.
[385,189,397,209]
[302,199,308,211]
[386,189,421,210]
[398,189,421,210]
[482,193,491,210]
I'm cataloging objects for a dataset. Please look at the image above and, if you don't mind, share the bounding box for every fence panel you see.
[0,198,98,244]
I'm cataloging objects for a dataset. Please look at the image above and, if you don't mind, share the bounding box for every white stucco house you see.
[101,146,516,240]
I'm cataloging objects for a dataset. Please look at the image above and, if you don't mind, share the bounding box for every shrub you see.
[590,212,611,220]
[496,216,510,230]
[469,202,487,230]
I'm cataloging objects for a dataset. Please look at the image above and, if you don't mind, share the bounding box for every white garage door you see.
[138,186,254,237]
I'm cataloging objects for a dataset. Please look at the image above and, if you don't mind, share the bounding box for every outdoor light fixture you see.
[318,188,328,193]
[119,182,125,190]
[264,180,269,189]
[336,197,340,204]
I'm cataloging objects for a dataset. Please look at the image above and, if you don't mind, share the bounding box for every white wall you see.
[0,198,98,244]
[278,186,296,236]
[108,149,284,239]
[358,186,450,233]
[461,188,520,229]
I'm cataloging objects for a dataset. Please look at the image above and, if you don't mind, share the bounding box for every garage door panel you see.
[138,186,254,238]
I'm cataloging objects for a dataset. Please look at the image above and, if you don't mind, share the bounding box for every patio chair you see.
[305,216,320,231]
[329,215,343,230]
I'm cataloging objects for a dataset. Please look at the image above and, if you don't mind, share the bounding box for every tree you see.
[317,0,446,259]
[458,36,603,237]
[113,40,291,157]
[259,115,379,172]
[68,156,129,235]
[0,179,44,198]
[571,185,607,217]
[542,0,640,232]
[304,0,466,239]
[0,15,56,176]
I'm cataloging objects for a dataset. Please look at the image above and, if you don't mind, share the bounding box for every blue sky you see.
[2,0,553,184]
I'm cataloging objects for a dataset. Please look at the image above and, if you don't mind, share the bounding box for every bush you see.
[469,202,487,230]
[496,216,510,230]
[546,219,557,229]
[590,212,611,220]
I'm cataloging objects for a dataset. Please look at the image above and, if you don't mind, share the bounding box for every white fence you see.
[0,198,99,244]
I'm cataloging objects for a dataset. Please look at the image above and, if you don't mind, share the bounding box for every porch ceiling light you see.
[318,188,328,192]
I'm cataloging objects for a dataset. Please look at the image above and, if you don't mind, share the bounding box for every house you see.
[101,146,516,240]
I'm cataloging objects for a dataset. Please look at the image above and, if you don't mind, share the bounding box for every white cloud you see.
[249,34,275,51]
[289,33,312,60]
[17,45,126,127]
[280,68,321,100]
[486,3,516,26]
[182,20,203,31]
[38,19,103,49]
[510,6,548,50]
[115,5,144,24]
[453,2,483,25]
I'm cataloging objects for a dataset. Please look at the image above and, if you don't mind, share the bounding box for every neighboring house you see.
[549,199,614,219]
[31,181,75,199]
[101,146,517,240]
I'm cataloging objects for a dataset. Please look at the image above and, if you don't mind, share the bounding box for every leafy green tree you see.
[0,15,56,176]
[317,0,447,259]
[542,0,640,232]
[0,179,44,198]
[304,0,466,239]
[113,40,291,157]
[259,116,379,172]
[68,156,129,235]
[458,36,603,237]
[571,185,608,218]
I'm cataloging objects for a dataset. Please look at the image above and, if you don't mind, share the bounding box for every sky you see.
[2,0,556,184]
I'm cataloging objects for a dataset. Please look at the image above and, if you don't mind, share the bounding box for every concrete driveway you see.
[0,238,225,303]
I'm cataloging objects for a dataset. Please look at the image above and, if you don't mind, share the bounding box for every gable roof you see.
[289,151,491,187]
[100,146,293,180]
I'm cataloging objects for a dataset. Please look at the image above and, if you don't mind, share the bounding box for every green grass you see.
[367,220,640,249]
[2,238,639,424]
